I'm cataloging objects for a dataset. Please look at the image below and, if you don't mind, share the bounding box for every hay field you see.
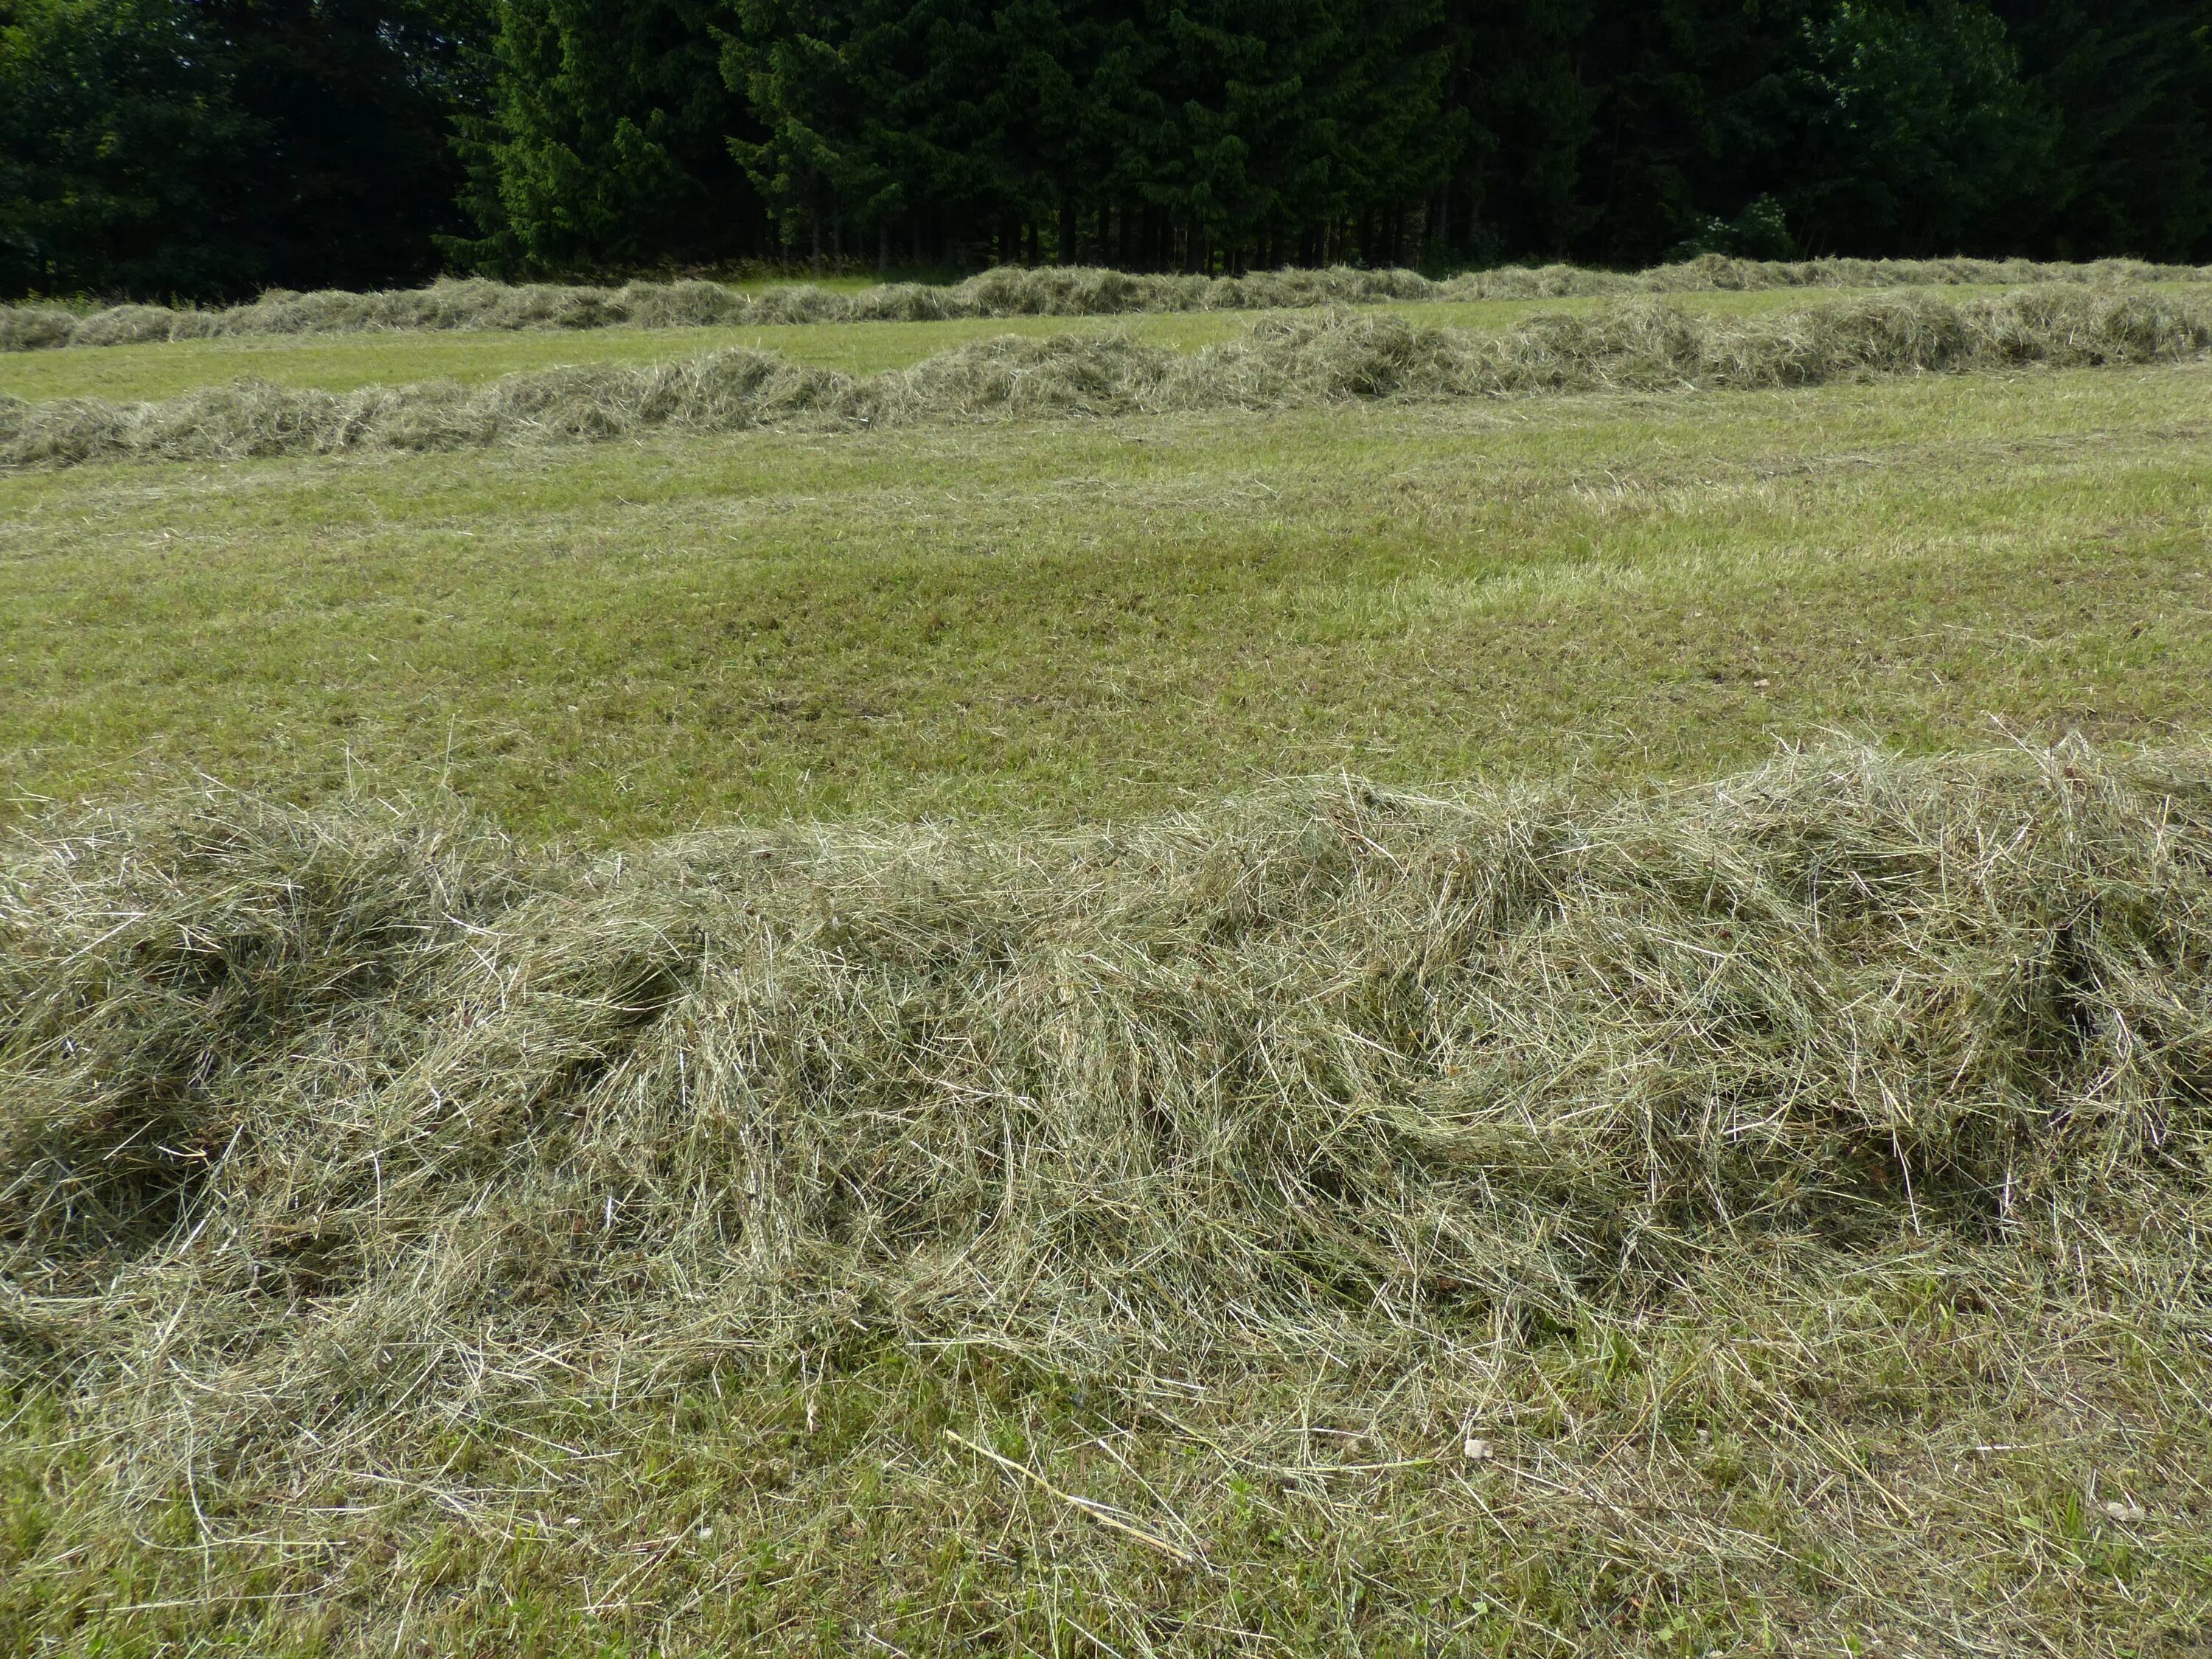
[3,274,2211,1657]
[4,332,2207,837]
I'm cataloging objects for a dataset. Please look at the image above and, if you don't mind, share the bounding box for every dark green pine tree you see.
[1572,0,1840,266]
[454,0,761,274]
[1302,0,1458,266]
[975,0,1110,263]
[1058,0,1174,263]
[1993,0,2212,261]
[201,0,484,291]
[724,0,876,266]
[1122,0,1456,268]
[1152,0,1332,265]
[1434,0,1593,263]
[4,0,493,296]
[0,0,266,298]
[724,0,1040,267]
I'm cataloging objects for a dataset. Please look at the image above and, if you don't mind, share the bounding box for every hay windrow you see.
[3,742,2210,1512]
[6,253,2208,353]
[5,284,2208,470]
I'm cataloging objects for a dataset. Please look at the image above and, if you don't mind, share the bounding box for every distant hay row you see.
[4,285,2206,470]
[4,742,2208,1500]
[5,253,2208,352]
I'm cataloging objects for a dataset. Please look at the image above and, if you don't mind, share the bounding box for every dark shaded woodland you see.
[4,0,2208,298]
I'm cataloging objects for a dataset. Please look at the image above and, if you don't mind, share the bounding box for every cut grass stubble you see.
[4,355,2208,841]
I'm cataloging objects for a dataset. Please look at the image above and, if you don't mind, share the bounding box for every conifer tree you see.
[7,0,2212,295]
[455,0,759,272]
[1994,0,2212,260]
[1,0,265,296]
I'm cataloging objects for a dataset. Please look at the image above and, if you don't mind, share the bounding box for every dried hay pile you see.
[6,252,2208,352]
[3,740,2207,1486]
[4,741,2210,1649]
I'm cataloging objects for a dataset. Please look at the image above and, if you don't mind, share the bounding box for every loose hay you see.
[3,738,2207,1444]
[5,284,2208,469]
[6,253,2208,352]
[4,741,2210,1648]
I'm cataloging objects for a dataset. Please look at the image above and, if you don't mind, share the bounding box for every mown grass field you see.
[2,355,2207,838]
[0,282,2108,403]
[4,282,2211,1659]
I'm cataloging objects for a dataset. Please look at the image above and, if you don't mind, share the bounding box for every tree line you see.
[4,0,2209,300]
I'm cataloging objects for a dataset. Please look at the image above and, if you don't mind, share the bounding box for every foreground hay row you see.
[1,742,2209,1649]
[6,253,2208,352]
[5,284,2208,470]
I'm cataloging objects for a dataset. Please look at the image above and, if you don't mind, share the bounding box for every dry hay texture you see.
[4,283,2209,470]
[2,741,2209,1543]
[4,253,2210,352]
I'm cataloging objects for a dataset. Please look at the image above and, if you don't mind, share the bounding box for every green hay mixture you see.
[3,744,2210,1655]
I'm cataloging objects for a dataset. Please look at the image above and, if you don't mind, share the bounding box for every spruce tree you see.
[456,0,759,273]
[1994,0,2212,260]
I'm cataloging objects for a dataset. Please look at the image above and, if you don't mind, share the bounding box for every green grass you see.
[2,358,2207,840]
[7,1289,2205,1656]
[0,283,2116,403]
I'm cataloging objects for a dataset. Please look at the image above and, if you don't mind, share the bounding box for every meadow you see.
[2,271,2210,1657]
